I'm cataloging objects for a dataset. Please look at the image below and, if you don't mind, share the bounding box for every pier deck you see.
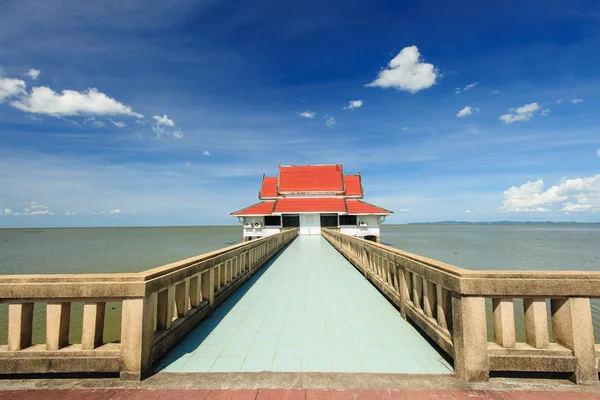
[156,236,451,374]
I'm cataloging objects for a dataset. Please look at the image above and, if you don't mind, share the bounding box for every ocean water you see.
[0,224,598,346]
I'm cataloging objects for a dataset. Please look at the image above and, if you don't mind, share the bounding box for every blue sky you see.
[0,0,599,227]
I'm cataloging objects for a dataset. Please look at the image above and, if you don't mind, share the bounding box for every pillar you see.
[120,295,155,380]
[452,294,489,382]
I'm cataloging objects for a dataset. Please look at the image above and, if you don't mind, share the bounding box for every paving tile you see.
[178,357,218,372]
[240,356,274,372]
[256,390,305,400]
[272,356,302,372]
[210,357,246,372]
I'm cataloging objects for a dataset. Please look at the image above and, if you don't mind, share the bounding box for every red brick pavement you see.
[0,390,599,400]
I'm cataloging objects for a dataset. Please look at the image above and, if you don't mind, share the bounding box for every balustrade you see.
[0,228,297,379]
[322,228,600,385]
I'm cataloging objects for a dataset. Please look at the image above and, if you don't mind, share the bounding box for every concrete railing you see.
[322,229,600,385]
[0,228,297,379]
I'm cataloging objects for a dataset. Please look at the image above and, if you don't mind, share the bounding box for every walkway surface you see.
[1,389,599,399]
[156,236,452,374]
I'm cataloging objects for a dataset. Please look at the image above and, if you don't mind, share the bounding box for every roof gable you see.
[343,175,363,197]
[278,164,344,193]
[346,199,392,215]
[231,201,275,216]
[259,176,278,198]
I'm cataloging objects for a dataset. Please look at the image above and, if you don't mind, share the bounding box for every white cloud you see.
[499,102,540,123]
[110,119,126,128]
[464,209,472,214]
[96,209,126,215]
[492,90,500,94]
[557,99,564,104]
[325,116,336,128]
[367,45,439,93]
[597,148,600,157]
[152,114,175,126]
[185,162,192,167]
[501,174,600,213]
[299,111,315,119]
[456,106,478,118]
[0,75,26,103]
[540,109,551,116]
[26,69,40,80]
[0,206,14,216]
[343,100,363,110]
[11,87,144,118]
[572,98,583,104]
[454,88,461,95]
[203,150,210,156]
[65,212,76,216]
[84,117,105,127]
[463,82,478,91]
[397,208,411,212]
[8,201,55,216]
[152,114,182,139]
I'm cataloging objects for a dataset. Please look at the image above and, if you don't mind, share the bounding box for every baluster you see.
[82,301,105,350]
[156,287,174,330]
[404,270,413,306]
[175,280,190,317]
[412,273,423,310]
[202,269,214,305]
[46,302,71,350]
[189,274,201,308]
[423,279,436,319]
[492,298,515,348]
[551,298,598,384]
[524,298,549,348]
[398,268,408,318]
[436,286,452,332]
[8,303,34,351]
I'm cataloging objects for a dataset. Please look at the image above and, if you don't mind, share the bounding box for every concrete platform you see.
[155,236,452,374]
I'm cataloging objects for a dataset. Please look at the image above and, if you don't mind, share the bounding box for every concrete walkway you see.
[156,236,452,374]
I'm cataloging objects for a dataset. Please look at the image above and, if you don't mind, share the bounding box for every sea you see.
[0,224,598,346]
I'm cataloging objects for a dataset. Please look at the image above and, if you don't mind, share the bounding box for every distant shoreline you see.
[1,221,600,230]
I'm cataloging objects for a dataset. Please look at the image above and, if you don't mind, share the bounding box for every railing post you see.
[452,294,489,382]
[175,280,190,317]
[46,302,71,350]
[157,287,174,330]
[524,298,549,349]
[82,301,105,350]
[492,298,515,348]
[189,274,201,308]
[8,303,34,351]
[551,298,598,385]
[436,286,452,332]
[120,295,155,380]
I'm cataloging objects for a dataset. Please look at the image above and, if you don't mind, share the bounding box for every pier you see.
[0,228,599,389]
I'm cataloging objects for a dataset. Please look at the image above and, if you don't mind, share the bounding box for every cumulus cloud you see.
[501,174,600,213]
[343,100,363,110]
[0,75,26,103]
[457,106,478,117]
[464,210,472,214]
[26,69,40,80]
[11,87,144,118]
[499,102,541,123]
[203,150,210,156]
[367,45,439,93]
[8,201,55,216]
[325,115,336,128]
[299,111,315,119]
[597,148,600,157]
[540,109,551,116]
[572,98,583,104]
[0,206,14,216]
[152,114,175,126]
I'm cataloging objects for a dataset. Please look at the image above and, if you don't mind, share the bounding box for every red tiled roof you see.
[260,177,278,198]
[231,201,275,216]
[278,165,344,193]
[343,175,362,197]
[346,200,392,215]
[273,198,346,213]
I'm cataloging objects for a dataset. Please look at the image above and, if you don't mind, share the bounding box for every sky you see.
[0,0,599,227]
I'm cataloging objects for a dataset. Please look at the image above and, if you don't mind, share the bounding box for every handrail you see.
[0,228,298,379]
[321,228,599,385]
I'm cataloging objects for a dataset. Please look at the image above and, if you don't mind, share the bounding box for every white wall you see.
[242,216,280,237]
[340,215,381,238]
[299,213,321,235]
